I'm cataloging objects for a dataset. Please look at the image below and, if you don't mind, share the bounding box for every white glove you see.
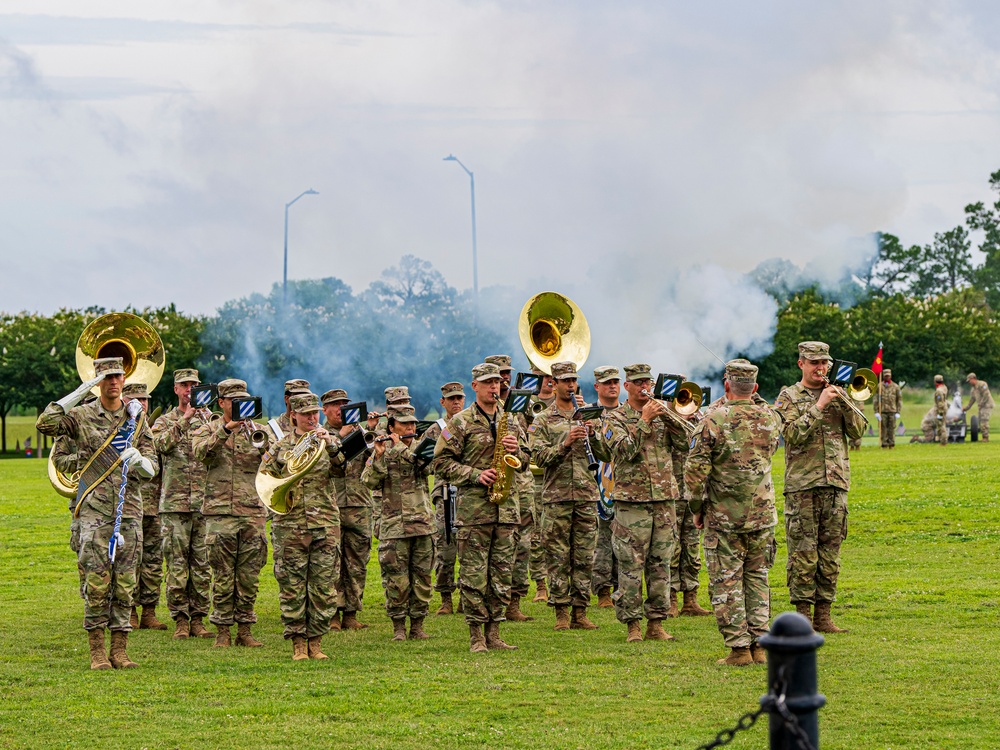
[121,446,155,478]
[875,414,881,421]
[56,374,105,410]
[895,413,900,419]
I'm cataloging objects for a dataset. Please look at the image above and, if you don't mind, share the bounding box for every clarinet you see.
[571,385,600,473]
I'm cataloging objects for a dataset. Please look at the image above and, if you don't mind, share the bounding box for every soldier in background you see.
[933,375,949,446]
[873,369,902,449]
[686,359,780,667]
[151,368,213,640]
[589,365,621,609]
[964,372,994,442]
[774,342,865,634]
[273,379,312,437]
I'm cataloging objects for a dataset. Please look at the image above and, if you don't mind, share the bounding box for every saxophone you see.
[488,392,523,504]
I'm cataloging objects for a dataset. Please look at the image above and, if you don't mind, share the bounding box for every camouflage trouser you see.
[784,488,847,604]
[592,515,617,593]
[935,413,948,445]
[529,475,546,581]
[338,506,372,613]
[160,511,212,620]
[542,500,598,607]
[879,413,896,448]
[205,515,267,626]
[611,501,675,623]
[135,513,164,607]
[78,508,141,632]
[980,407,992,441]
[379,535,433,619]
[511,505,535,598]
[704,527,775,648]
[70,517,86,599]
[273,523,342,638]
[433,496,458,594]
[671,494,702,593]
[457,522,517,624]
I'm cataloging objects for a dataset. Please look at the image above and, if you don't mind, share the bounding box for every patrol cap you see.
[797,341,833,362]
[883,368,892,377]
[441,381,465,398]
[218,379,251,399]
[472,362,502,382]
[724,358,758,384]
[321,388,349,405]
[485,354,514,373]
[388,405,418,423]
[967,372,978,381]
[934,374,944,383]
[284,379,311,396]
[623,363,653,382]
[384,386,410,404]
[530,365,548,377]
[122,382,150,398]
[94,357,126,377]
[593,365,620,383]
[290,392,321,413]
[173,368,200,384]
[550,361,578,380]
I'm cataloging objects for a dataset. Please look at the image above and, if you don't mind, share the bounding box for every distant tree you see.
[966,169,1000,309]
[864,232,924,297]
[910,226,975,297]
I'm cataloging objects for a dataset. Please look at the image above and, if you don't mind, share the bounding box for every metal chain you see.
[694,704,767,749]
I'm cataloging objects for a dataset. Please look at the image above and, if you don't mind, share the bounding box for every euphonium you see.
[255,430,327,514]
[488,393,522,504]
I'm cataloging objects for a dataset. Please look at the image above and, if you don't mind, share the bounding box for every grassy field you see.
[1,442,998,749]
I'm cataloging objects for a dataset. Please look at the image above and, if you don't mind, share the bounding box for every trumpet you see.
[365,432,417,447]
[239,420,269,450]
[640,390,698,437]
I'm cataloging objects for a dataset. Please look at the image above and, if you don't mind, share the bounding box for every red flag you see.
[871,341,884,375]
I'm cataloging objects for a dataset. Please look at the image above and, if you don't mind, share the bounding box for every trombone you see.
[820,367,875,425]
[640,389,698,437]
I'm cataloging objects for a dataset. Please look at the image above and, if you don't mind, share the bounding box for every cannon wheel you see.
[971,415,980,442]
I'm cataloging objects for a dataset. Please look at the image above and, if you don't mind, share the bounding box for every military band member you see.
[774,342,865,634]
[933,375,949,446]
[873,369,902,449]
[151,368,213,639]
[432,362,529,652]
[122,382,167,631]
[964,372,994,442]
[52,434,86,599]
[321,388,373,630]
[264,392,345,660]
[362,405,436,640]
[589,365,621,609]
[273,379,312,438]
[529,366,556,603]
[598,363,688,643]
[686,360,780,666]
[192,378,269,648]
[37,357,158,670]
[529,361,600,631]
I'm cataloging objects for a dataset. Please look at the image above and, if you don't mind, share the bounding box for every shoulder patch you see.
[441,426,452,441]
[604,426,614,440]
[774,399,784,409]
[527,424,537,433]
[365,456,373,467]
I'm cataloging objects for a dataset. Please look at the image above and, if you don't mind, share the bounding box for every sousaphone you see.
[518,292,591,374]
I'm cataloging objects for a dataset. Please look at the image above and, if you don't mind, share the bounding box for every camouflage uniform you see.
[589,392,620,599]
[425,421,458,595]
[934,380,949,446]
[135,472,164,608]
[685,370,780,650]
[670,431,703,596]
[52,435,85,598]
[529,393,556,587]
[510,414,537,599]
[965,374,994,441]
[873,374,902,448]
[332,435,373,617]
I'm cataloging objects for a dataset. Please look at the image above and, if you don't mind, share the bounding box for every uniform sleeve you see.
[775,388,824,446]
[192,418,229,462]
[151,412,183,453]
[51,437,78,474]
[605,412,652,463]
[684,421,714,515]
[431,419,478,486]
[36,402,76,438]
[843,403,867,441]
[529,414,570,468]
[135,421,160,477]
[361,452,388,489]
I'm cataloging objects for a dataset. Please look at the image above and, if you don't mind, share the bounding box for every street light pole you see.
[443,155,478,303]
[283,188,319,305]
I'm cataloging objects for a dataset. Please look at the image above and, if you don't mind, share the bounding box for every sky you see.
[2,1,1000,370]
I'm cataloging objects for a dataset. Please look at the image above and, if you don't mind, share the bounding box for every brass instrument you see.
[488,392,522,504]
[48,312,164,498]
[518,292,591,374]
[640,389,698,437]
[529,400,548,417]
[239,421,269,450]
[255,430,327,514]
[819,366,875,425]
[674,381,703,417]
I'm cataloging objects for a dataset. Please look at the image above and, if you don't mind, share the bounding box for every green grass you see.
[1,443,999,748]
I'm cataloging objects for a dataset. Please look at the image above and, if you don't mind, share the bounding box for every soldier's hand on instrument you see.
[564,424,588,446]
[373,437,387,457]
[478,468,498,486]
[501,434,519,454]
[339,424,355,437]
[573,393,585,407]
[182,405,197,420]
[817,385,838,410]
[641,399,665,424]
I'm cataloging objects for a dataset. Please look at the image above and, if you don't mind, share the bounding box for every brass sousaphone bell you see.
[518,292,591,374]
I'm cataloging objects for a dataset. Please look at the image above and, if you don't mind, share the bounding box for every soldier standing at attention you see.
[774,342,865,634]
[933,375,949,446]
[321,388,373,631]
[263,392,345,660]
[529,361,600,631]
[432,362,529,653]
[151,368,213,639]
[589,365,622,609]
[598,363,689,643]
[873,369,902,449]
[52,434,86,599]
[37,357,158,670]
[964,372,994,442]
[362,405,436,641]
[686,360,781,667]
[192,378,269,648]
[530,366,556,603]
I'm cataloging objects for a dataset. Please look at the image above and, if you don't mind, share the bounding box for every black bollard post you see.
[759,611,826,749]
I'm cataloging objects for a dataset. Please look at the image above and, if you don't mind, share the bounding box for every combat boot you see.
[173,616,190,640]
[680,590,712,617]
[140,606,168,630]
[391,618,407,641]
[291,635,308,661]
[235,623,263,647]
[408,617,430,640]
[109,630,138,669]
[645,619,676,641]
[532,579,549,603]
[88,629,112,671]
[750,643,767,664]
[436,593,454,615]
[626,620,643,642]
[813,602,849,633]
[341,611,368,630]
[668,590,679,618]
[553,605,571,631]
[571,606,598,630]
[190,615,213,639]
[213,626,231,647]
[717,647,753,667]
[308,636,329,660]
[794,602,813,623]
[484,621,517,650]
[505,594,533,622]
[129,607,139,629]
[469,623,487,653]
[596,587,614,609]
[329,612,342,632]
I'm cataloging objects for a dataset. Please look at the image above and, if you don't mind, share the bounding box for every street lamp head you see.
[305,189,319,195]
[443,155,457,161]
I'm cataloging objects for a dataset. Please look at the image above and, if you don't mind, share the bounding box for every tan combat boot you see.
[813,602,849,633]
[596,587,614,608]
[291,635,308,661]
[532,579,549,603]
[88,629,112,671]
[190,616,213,639]
[140,606,168,630]
[469,623,487,653]
[409,617,430,640]
[626,620,643,642]
[794,602,813,622]
[129,607,139,629]
[680,590,712,617]
[505,594,533,622]
[109,630,138,669]
[341,611,368,630]
[717,647,753,666]
[391,618,407,641]
[308,636,329,660]
[213,626,231,648]
[173,616,190,640]
[645,619,676,641]
[436,593,454,615]
[750,643,767,664]
[668,590,679,618]
[553,605,571,631]
[571,606,598,630]
[329,612,342,632]
[485,621,517,650]
[236,623,263,647]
